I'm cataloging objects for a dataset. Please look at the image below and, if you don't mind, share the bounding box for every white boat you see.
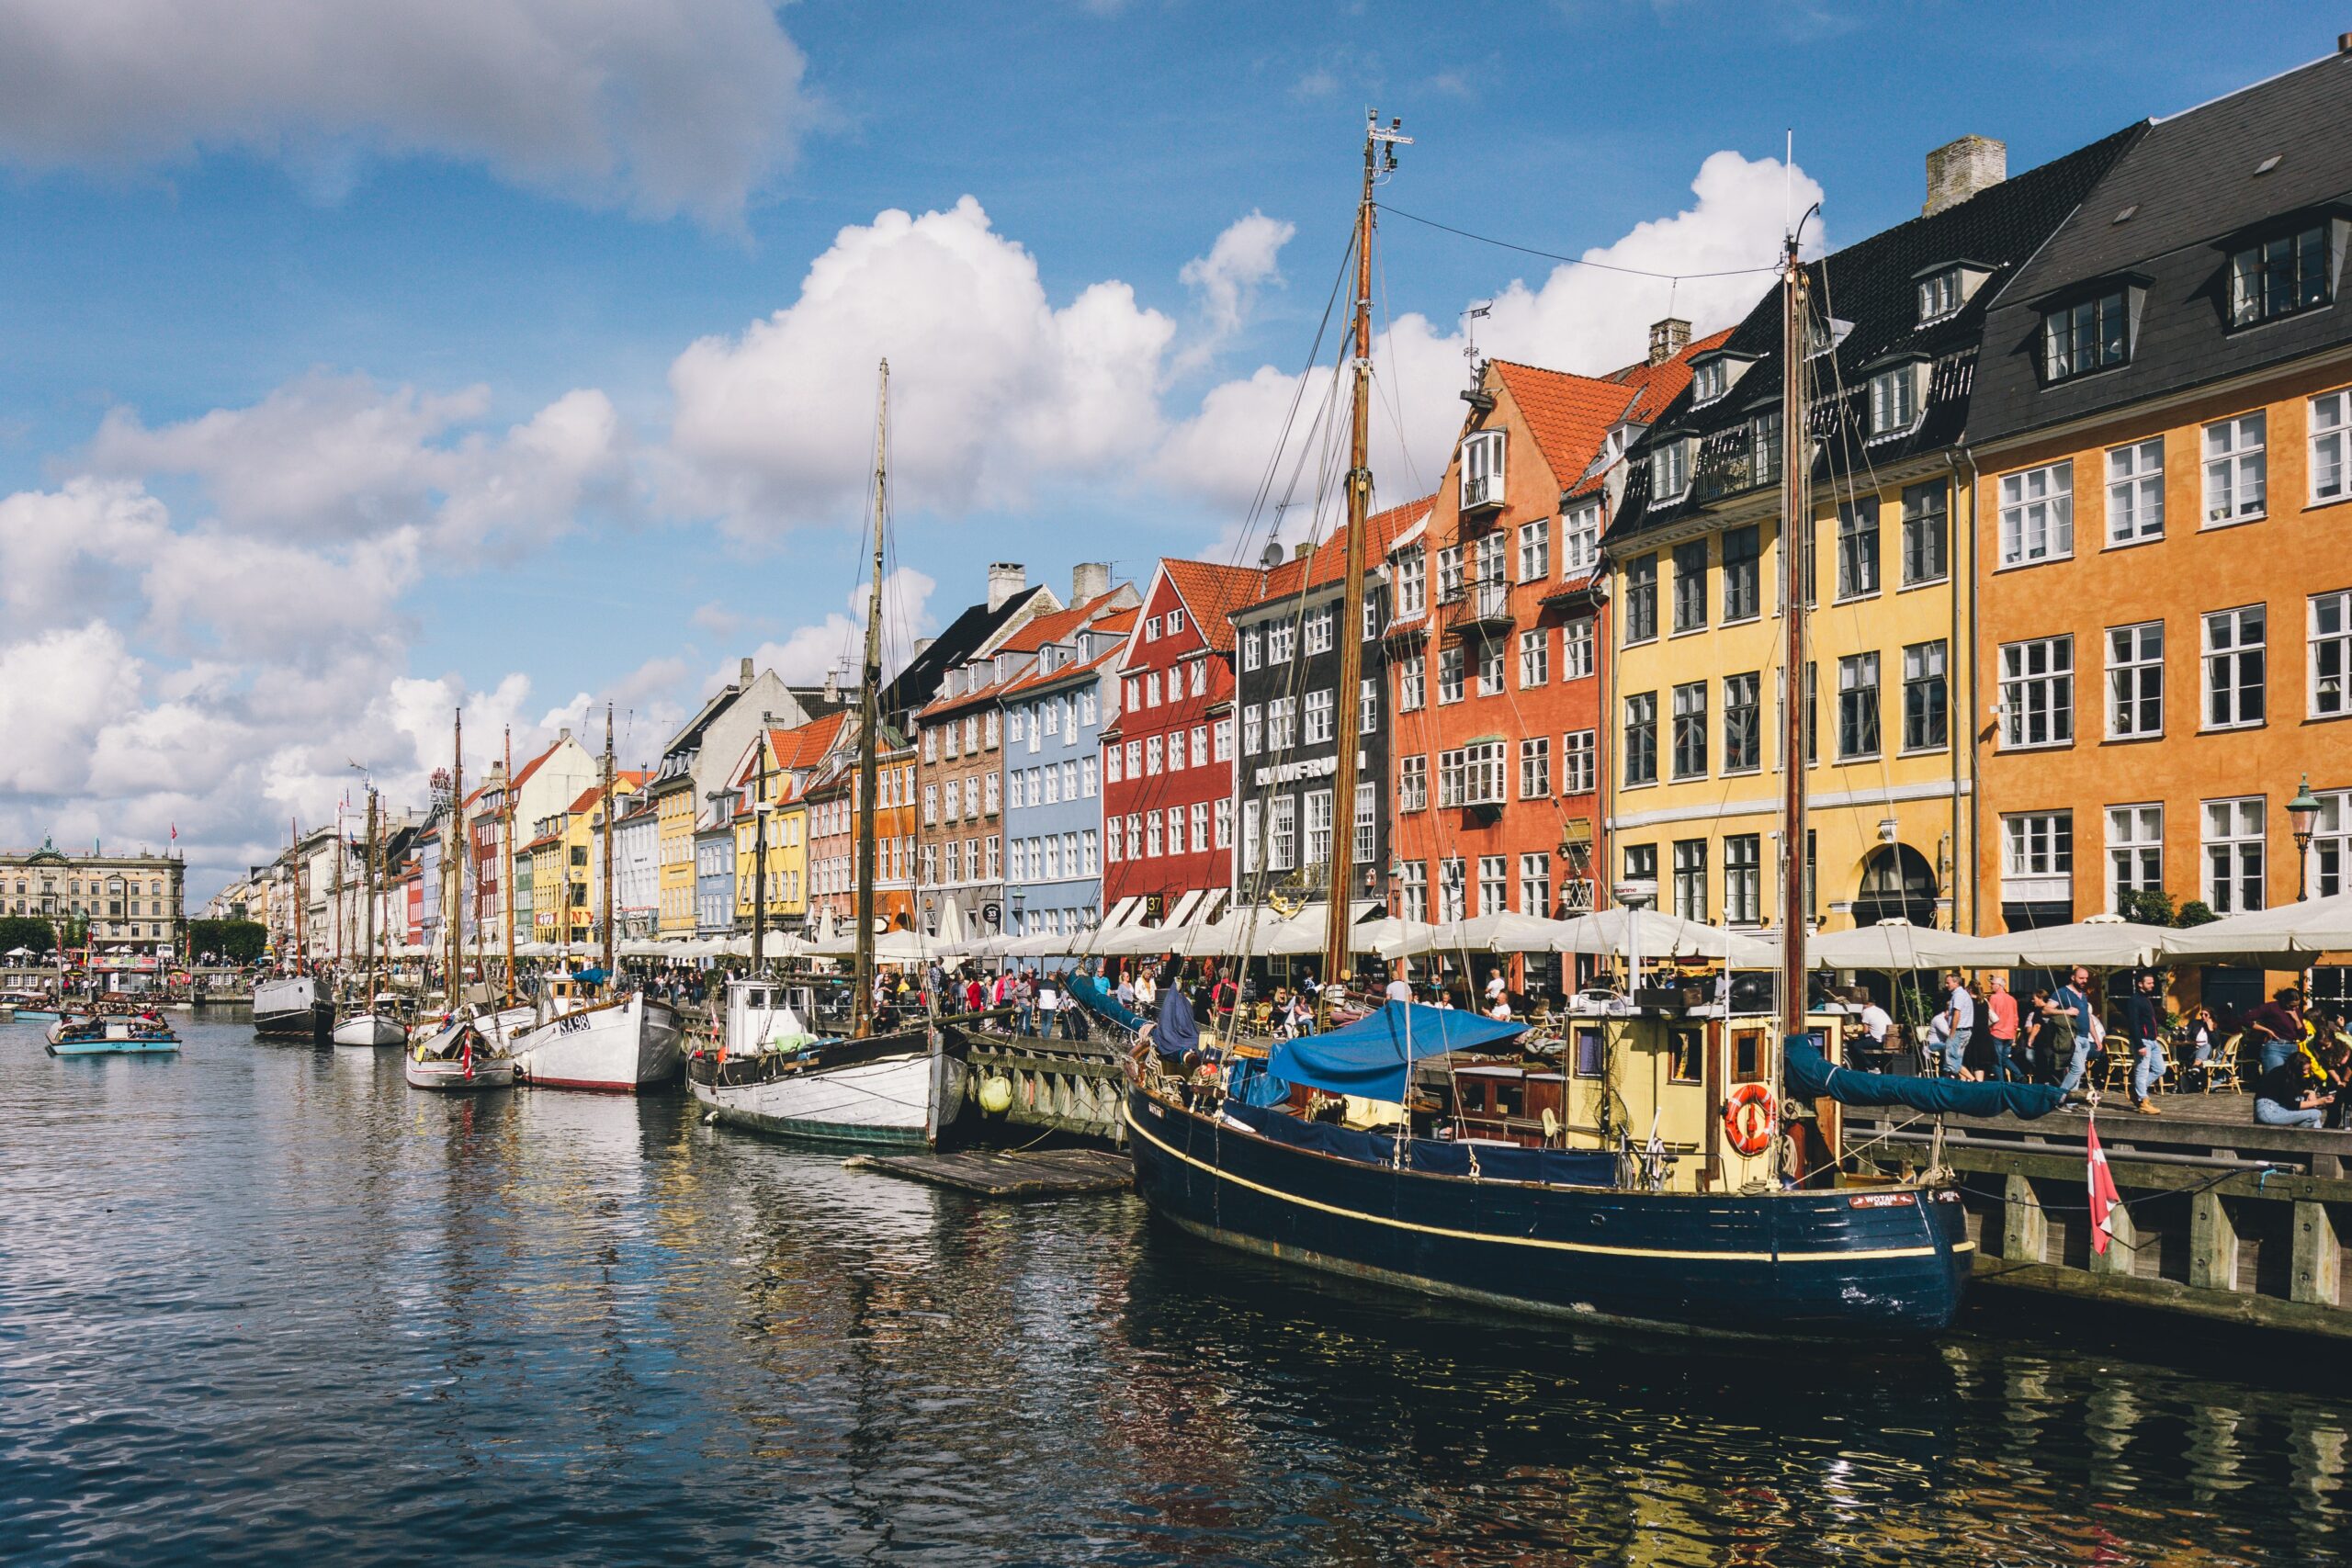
[253,975,332,1042]
[687,980,967,1148]
[404,1014,516,1091]
[333,996,407,1047]
[412,1003,537,1055]
[46,1012,181,1055]
[510,985,683,1093]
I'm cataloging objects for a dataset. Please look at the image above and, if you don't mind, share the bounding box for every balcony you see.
[1448,578,1514,639]
[1459,471,1504,519]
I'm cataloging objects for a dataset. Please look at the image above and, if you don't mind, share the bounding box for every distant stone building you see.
[0,839,187,958]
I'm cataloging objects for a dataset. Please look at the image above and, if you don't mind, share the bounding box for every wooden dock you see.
[842,1147,1134,1199]
[962,1029,1128,1145]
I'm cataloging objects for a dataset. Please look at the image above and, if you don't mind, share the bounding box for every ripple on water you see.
[2,1020,2348,1565]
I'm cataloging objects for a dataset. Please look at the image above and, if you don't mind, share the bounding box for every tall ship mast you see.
[850,359,889,1041]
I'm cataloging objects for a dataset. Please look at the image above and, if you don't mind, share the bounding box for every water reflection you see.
[2,1020,2347,1566]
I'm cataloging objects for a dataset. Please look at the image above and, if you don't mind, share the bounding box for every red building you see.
[1100,558,1262,927]
[1389,322,1723,986]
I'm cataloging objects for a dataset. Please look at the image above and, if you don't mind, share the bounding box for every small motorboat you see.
[404,1014,516,1091]
[46,1011,181,1056]
[333,993,409,1047]
[1,990,62,1022]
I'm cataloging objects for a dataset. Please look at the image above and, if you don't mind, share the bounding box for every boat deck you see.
[842,1148,1134,1199]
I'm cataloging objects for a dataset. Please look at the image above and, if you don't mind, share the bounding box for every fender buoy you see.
[1724,1083,1776,1156]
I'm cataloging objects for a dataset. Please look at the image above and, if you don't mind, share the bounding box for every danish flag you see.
[2086,1117,2122,1256]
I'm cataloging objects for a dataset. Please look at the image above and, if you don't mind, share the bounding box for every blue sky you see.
[1,0,2340,895]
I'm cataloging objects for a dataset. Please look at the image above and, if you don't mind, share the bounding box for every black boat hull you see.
[253,1000,334,1043]
[1124,1088,1972,1340]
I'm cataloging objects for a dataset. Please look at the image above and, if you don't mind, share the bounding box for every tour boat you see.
[688,979,967,1148]
[0,992,60,1021]
[511,979,683,1092]
[46,1012,181,1055]
[253,975,333,1042]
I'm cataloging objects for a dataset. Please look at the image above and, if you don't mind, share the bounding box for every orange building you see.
[1964,54,2351,1016]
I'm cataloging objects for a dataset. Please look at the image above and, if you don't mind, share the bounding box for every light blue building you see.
[999,592,1132,953]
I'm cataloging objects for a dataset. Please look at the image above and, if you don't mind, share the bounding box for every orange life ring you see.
[1724,1084,1776,1156]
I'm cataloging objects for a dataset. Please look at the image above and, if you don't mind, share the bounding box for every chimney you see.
[987,561,1026,612]
[912,636,935,662]
[1924,134,2006,216]
[1293,541,1313,561]
[1071,561,1111,604]
[559,727,572,744]
[738,656,754,686]
[823,664,840,704]
[1647,317,1690,366]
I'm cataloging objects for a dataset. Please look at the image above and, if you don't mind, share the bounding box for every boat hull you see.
[404,1055,517,1091]
[332,1013,407,1047]
[689,1030,966,1149]
[1123,1088,1972,1341]
[511,994,683,1092]
[252,978,332,1043]
[46,1019,181,1056]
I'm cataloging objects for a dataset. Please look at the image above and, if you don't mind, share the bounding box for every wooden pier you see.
[843,1148,1134,1199]
[1846,1095,2352,1339]
[961,1029,1127,1145]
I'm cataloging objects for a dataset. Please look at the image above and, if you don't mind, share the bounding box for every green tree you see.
[0,916,57,958]
[187,919,268,964]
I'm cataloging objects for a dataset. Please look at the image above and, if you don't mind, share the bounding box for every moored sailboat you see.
[408,707,518,1092]
[334,788,406,1046]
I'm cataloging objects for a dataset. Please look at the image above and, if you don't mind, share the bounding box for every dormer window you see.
[1690,360,1728,405]
[1913,261,1993,324]
[1460,429,1506,512]
[2229,222,2331,327]
[2043,290,2130,381]
[1869,361,1925,437]
[1651,436,1692,502]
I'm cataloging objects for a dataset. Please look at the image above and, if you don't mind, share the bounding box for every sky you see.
[0,0,2340,901]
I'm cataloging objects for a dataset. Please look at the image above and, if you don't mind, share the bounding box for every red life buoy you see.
[1724,1084,1776,1156]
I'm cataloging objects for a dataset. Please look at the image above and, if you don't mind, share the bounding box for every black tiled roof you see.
[1972,52,2352,446]
[878,585,1048,726]
[1610,122,2143,548]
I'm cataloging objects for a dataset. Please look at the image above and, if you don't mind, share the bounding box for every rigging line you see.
[1376,201,1783,280]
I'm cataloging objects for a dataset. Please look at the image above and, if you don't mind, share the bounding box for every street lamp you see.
[2289,774,2323,902]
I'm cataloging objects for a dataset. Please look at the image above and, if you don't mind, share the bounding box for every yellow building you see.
[652,771,698,935]
[1605,131,2138,940]
[726,715,848,931]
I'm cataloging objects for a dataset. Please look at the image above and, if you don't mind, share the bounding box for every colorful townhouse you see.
[1965,51,2352,1014]
[582,771,648,945]
[1229,497,1428,932]
[1608,127,2139,942]
[725,712,849,934]
[1388,325,1718,984]
[1001,597,1136,947]
[1101,558,1262,929]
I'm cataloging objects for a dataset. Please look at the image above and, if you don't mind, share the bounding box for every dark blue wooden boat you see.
[1124,1083,1973,1340]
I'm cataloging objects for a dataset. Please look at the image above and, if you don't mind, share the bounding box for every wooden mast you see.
[851,359,889,1039]
[1774,229,1811,1110]
[1321,111,1406,997]
[331,799,345,987]
[601,703,616,982]
[363,789,379,1016]
[501,727,515,1003]
[290,817,307,975]
[447,709,464,1003]
[752,711,770,976]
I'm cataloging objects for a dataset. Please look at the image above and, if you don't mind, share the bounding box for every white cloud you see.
[0,0,811,223]
[0,623,145,795]
[1178,211,1296,363]
[1157,150,1813,513]
[0,479,172,635]
[728,567,938,691]
[89,373,628,556]
[665,197,1175,532]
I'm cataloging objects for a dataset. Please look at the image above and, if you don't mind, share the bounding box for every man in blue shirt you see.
[2053,966,2098,1094]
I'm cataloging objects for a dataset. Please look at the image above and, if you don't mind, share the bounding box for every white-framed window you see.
[984,773,1001,814]
[1241,628,1262,671]
[1900,641,1948,753]
[1214,718,1233,761]
[1269,795,1296,871]
[1242,704,1261,755]
[1267,617,1295,663]
[2003,810,2074,879]
[1724,834,1762,925]
[1398,753,1428,813]
[1671,680,1708,778]
[1165,807,1183,856]
[2203,795,2266,913]
[1563,617,1594,680]
[1724,671,1762,771]
[1438,857,1466,923]
[1214,798,1232,850]
[2312,789,2348,898]
[1081,757,1098,797]
[1520,736,1550,799]
[1517,518,1550,582]
[1519,852,1552,917]
[1124,740,1140,778]
[2106,803,2164,911]
[1564,729,1596,795]
[1651,437,1692,502]
[1917,268,1961,322]
[2229,224,2330,328]
[1398,860,1429,921]
[1354,782,1375,863]
[1868,362,1922,436]
[2106,621,2164,739]
[1145,615,1162,641]
[2043,291,2129,381]
[1303,789,1332,867]
[1146,810,1164,858]
[1998,461,2074,567]
[1460,428,1507,510]
[1145,736,1163,774]
[1562,500,1601,577]
[1398,658,1424,712]
[1998,635,2074,749]
[1519,627,1548,688]
[2312,591,2352,719]
[1476,639,1505,697]
[2313,389,2350,506]
[1146,671,1162,707]
[1477,855,1509,918]
[1167,608,1185,636]
[1303,688,1335,745]
[1671,840,1709,922]
[1623,692,1657,784]
[1395,547,1426,616]
[1836,652,1880,760]
[1359,677,1378,736]
[1188,660,1206,697]
[1304,606,1333,655]
[1240,800,1260,872]
[1266,696,1295,751]
[2105,437,2164,545]
[2202,412,2267,524]
[1437,647,1464,705]
[1690,358,1728,404]
[922,784,938,826]
[2201,604,2266,730]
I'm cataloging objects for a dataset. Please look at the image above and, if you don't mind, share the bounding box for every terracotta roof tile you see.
[1161,558,1281,653]
[763,710,852,773]
[1232,493,1436,612]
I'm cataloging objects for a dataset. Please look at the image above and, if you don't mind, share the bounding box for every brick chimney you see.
[1647,317,1691,366]
[738,656,754,686]
[1293,541,1313,561]
[1071,561,1111,604]
[987,562,1026,612]
[1924,134,2006,215]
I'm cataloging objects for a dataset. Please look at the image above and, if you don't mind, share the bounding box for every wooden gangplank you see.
[843,1148,1134,1199]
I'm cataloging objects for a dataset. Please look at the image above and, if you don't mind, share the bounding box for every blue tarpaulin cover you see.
[1153,983,1200,1059]
[1783,1033,2064,1120]
[1268,1001,1525,1103]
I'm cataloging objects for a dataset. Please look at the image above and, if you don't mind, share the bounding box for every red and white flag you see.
[2086,1117,2122,1255]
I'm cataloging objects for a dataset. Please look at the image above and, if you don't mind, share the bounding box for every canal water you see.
[3,1019,2346,1566]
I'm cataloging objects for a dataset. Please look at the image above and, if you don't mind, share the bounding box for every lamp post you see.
[2289,774,2322,902]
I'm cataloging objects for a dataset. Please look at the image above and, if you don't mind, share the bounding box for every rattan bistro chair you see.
[2203,1032,2248,1094]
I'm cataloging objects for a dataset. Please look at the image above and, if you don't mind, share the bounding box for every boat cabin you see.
[723,977,823,1056]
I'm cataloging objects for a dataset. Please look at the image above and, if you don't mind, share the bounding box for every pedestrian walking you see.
[1939,972,1974,1078]
[2122,970,2166,1114]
